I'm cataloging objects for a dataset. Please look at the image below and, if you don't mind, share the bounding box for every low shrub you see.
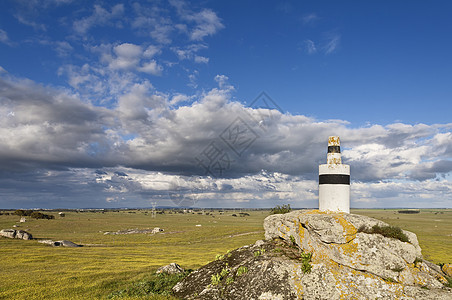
[358,224,409,243]
[236,266,248,276]
[300,252,312,274]
[108,271,190,298]
[270,204,291,215]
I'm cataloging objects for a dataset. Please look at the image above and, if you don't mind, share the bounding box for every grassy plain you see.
[0,208,451,299]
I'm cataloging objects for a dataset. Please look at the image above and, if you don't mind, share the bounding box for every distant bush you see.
[239,212,250,217]
[398,210,420,214]
[14,210,54,219]
[358,224,409,243]
[30,211,55,219]
[270,204,291,215]
[14,209,33,216]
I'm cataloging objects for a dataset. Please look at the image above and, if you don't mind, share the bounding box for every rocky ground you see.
[173,210,452,300]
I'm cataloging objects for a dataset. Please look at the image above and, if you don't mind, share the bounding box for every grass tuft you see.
[107,271,189,298]
[358,224,409,243]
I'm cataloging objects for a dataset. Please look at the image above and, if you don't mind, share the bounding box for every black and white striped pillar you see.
[319,136,350,213]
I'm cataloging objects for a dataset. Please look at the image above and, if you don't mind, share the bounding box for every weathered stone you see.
[57,240,82,247]
[157,263,185,274]
[0,229,32,240]
[38,240,61,246]
[443,264,452,277]
[174,210,452,299]
[0,229,16,239]
[15,230,33,240]
[151,227,164,234]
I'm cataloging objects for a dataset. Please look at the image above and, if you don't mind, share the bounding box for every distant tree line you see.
[14,210,55,219]
[398,210,420,214]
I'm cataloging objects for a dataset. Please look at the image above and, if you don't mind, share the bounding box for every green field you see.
[0,209,451,299]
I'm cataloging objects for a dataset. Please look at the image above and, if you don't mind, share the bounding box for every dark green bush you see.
[14,209,33,216]
[107,271,190,298]
[358,224,409,243]
[270,204,291,215]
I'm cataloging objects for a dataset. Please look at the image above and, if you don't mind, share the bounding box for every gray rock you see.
[151,227,164,234]
[57,240,82,247]
[0,229,16,239]
[15,230,33,240]
[157,263,185,274]
[174,210,452,299]
[38,240,61,246]
[0,229,32,240]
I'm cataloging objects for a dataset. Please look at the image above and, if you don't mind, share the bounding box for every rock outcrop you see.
[157,263,185,274]
[0,229,33,240]
[38,239,82,247]
[173,210,451,300]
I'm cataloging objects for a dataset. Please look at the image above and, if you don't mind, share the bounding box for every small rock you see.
[254,240,265,247]
[57,240,82,247]
[38,240,60,246]
[13,225,18,228]
[196,224,202,227]
[151,227,164,234]
[443,264,452,277]
[156,263,185,274]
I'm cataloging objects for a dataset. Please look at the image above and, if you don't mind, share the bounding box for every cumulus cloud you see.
[170,0,224,41]
[1,72,451,208]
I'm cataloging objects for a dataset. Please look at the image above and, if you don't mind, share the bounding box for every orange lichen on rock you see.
[334,215,357,242]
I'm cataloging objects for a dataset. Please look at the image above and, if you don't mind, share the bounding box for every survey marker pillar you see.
[319,136,350,213]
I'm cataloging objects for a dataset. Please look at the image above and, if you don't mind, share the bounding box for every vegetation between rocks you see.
[358,224,409,243]
[107,271,190,298]
[270,204,292,215]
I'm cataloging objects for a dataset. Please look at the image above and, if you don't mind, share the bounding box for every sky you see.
[0,0,451,209]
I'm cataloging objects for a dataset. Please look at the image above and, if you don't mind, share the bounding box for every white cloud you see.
[302,13,318,25]
[108,43,142,70]
[143,45,161,58]
[194,55,209,63]
[73,4,124,35]
[304,39,317,54]
[324,34,341,54]
[1,73,451,208]
[139,60,163,75]
[189,9,225,41]
[0,29,10,44]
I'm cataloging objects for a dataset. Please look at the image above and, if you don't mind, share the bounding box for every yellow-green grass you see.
[0,210,266,299]
[0,209,451,299]
[352,209,452,264]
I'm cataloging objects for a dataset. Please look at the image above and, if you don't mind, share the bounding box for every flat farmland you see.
[0,208,450,299]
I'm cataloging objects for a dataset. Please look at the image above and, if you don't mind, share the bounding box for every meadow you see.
[0,208,451,299]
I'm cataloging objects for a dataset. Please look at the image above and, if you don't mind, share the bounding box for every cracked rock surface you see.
[174,210,451,300]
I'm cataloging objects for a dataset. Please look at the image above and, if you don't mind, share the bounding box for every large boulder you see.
[0,229,32,240]
[173,210,451,299]
[0,229,16,239]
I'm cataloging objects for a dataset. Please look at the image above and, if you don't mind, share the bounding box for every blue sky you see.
[0,0,451,209]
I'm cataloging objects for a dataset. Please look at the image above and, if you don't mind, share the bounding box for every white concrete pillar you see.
[319,136,350,213]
